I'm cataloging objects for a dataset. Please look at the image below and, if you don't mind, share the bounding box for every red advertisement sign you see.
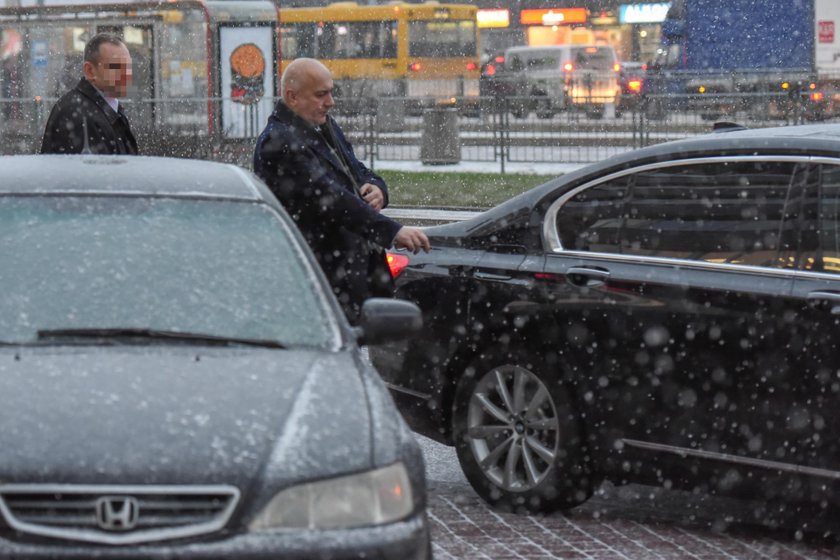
[819,20,835,44]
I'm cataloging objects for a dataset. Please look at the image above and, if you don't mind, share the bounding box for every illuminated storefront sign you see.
[477,9,510,29]
[520,8,588,26]
[619,3,671,24]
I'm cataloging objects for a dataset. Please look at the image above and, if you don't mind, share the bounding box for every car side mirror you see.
[356,298,422,346]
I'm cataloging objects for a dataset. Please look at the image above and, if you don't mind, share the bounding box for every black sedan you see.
[0,155,429,559]
[372,123,840,519]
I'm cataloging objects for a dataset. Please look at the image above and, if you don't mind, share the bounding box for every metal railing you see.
[2,91,831,172]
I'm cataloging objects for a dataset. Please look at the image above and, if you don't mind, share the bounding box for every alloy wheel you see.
[466,364,560,493]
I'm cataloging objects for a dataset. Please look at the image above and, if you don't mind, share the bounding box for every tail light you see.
[494,54,505,64]
[466,62,477,71]
[811,91,825,102]
[628,79,643,93]
[386,252,410,278]
[484,63,497,77]
[408,62,422,72]
[563,62,574,72]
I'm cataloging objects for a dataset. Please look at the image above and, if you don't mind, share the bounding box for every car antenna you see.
[80,117,92,154]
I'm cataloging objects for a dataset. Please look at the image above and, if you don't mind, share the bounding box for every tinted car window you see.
[801,163,840,274]
[0,197,335,347]
[556,160,800,267]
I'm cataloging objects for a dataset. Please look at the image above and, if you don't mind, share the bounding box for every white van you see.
[502,44,620,118]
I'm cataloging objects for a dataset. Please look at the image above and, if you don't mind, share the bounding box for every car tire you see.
[452,347,592,513]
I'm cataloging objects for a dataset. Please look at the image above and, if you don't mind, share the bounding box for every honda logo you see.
[95,496,139,531]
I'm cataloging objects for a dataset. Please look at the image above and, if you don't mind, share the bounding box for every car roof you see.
[0,155,266,200]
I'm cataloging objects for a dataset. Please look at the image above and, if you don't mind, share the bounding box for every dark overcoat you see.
[40,78,138,155]
[253,101,402,322]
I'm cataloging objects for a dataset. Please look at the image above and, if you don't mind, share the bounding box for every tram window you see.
[281,23,317,58]
[408,20,475,58]
[283,21,396,60]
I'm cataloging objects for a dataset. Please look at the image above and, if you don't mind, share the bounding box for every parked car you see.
[371,123,840,519]
[492,44,621,119]
[0,155,430,558]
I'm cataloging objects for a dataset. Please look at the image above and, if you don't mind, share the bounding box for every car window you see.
[507,54,524,72]
[555,160,801,267]
[525,55,559,71]
[571,47,615,70]
[0,197,337,347]
[800,163,840,274]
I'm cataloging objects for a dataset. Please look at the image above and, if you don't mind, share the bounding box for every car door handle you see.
[807,291,840,314]
[473,271,512,281]
[566,267,610,288]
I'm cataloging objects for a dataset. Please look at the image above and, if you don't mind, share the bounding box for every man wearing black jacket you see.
[41,33,138,155]
[253,58,429,323]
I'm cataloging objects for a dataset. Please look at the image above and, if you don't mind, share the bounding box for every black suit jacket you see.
[253,101,402,322]
[40,78,138,155]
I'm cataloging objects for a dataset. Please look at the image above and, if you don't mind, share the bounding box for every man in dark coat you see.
[40,33,138,155]
[253,58,430,323]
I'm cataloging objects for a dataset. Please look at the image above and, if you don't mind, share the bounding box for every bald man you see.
[254,58,430,323]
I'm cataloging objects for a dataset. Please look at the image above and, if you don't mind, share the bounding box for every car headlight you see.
[248,462,414,531]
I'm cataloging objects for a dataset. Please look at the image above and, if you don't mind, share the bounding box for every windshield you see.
[409,20,476,57]
[0,196,336,347]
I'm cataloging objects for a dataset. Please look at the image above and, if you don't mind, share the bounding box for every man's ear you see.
[283,89,296,106]
[82,60,95,82]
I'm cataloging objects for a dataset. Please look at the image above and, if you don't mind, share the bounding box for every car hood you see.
[0,346,372,487]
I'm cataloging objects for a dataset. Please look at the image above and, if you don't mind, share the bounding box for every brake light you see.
[494,55,505,64]
[386,252,410,278]
[466,62,477,71]
[563,62,574,72]
[628,79,642,93]
[409,62,422,72]
[484,63,497,76]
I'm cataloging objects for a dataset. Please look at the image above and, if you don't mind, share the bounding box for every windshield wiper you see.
[36,328,286,349]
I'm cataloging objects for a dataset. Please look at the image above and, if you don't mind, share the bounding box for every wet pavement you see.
[419,435,840,559]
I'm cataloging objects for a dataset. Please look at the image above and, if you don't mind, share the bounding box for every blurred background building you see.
[0,0,671,64]
[280,0,672,63]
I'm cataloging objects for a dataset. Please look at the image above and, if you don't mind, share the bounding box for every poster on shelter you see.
[220,26,274,139]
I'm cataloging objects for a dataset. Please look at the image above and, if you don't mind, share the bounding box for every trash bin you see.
[376,97,405,132]
[420,107,460,165]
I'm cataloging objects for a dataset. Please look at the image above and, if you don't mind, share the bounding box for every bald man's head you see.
[281,58,335,125]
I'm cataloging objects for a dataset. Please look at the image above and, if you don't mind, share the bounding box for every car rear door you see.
[539,157,806,492]
[788,159,840,482]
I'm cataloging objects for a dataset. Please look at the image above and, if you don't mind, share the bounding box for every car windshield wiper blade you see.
[36,328,286,348]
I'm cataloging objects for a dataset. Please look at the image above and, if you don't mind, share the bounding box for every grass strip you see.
[378,170,555,209]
